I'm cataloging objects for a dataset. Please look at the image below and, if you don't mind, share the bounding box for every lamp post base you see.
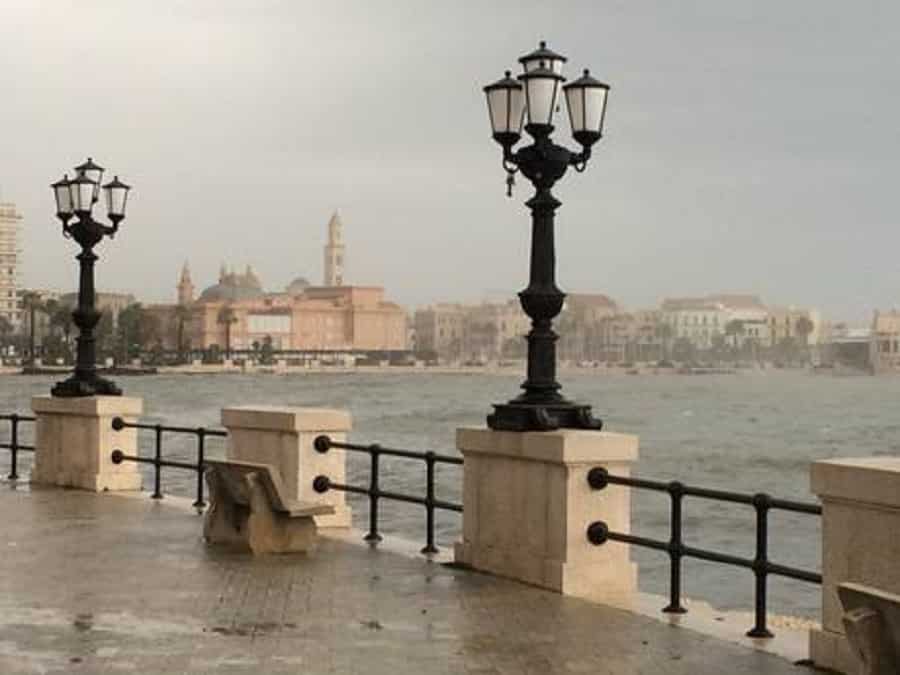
[51,373,122,398]
[487,401,603,432]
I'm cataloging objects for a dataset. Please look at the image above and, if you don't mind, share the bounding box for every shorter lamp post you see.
[483,41,610,431]
[50,158,131,397]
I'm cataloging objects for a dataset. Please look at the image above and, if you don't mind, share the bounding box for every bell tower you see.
[177,261,194,305]
[324,211,345,286]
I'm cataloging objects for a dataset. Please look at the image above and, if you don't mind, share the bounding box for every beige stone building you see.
[767,306,821,347]
[415,293,619,364]
[0,202,22,327]
[871,310,900,372]
[155,215,407,355]
[413,304,466,361]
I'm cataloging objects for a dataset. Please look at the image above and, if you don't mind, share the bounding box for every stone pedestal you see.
[454,428,638,605]
[31,396,143,491]
[221,406,352,528]
[809,458,900,674]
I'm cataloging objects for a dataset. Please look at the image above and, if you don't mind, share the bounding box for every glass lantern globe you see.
[563,69,610,147]
[518,61,565,128]
[102,176,131,220]
[69,172,98,214]
[484,71,525,148]
[74,157,104,202]
[51,175,73,219]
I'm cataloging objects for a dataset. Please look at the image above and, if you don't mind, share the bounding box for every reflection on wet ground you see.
[0,484,816,674]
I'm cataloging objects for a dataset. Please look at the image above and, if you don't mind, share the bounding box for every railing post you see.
[31,396,143,491]
[747,493,774,638]
[663,482,687,614]
[220,407,353,528]
[8,414,19,480]
[810,458,900,673]
[421,451,438,555]
[152,424,163,499]
[193,428,206,509]
[457,428,639,604]
[365,444,383,543]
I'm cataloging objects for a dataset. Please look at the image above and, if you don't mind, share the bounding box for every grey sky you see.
[1,0,898,322]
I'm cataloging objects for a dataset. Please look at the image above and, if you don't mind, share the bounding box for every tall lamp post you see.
[50,158,131,397]
[483,41,610,432]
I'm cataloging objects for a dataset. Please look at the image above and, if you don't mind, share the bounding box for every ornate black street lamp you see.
[50,158,131,397]
[483,41,610,432]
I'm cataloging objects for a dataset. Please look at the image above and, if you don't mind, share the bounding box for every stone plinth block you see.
[221,406,352,528]
[809,458,900,674]
[31,395,143,492]
[454,427,639,606]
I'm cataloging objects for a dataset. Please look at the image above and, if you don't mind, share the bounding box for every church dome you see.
[286,276,311,295]
[198,266,265,303]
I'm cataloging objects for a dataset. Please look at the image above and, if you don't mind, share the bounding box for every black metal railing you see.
[110,416,227,508]
[586,467,821,639]
[0,414,36,480]
[312,434,463,555]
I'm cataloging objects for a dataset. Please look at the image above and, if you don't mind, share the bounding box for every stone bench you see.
[203,458,334,555]
[839,583,900,675]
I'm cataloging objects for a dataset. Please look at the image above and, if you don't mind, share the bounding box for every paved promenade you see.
[0,485,820,674]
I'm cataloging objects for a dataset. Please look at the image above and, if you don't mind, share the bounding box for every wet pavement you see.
[0,485,820,674]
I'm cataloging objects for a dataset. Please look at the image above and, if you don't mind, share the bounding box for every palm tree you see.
[724,319,746,352]
[0,315,12,356]
[217,306,238,360]
[47,301,74,364]
[174,304,191,364]
[795,316,815,364]
[21,291,43,367]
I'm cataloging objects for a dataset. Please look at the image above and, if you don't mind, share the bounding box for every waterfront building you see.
[660,297,729,350]
[767,306,821,347]
[461,300,530,364]
[590,310,663,364]
[830,324,874,372]
[871,310,900,372]
[0,202,23,327]
[415,294,618,364]
[661,294,780,351]
[155,215,406,355]
[413,304,466,361]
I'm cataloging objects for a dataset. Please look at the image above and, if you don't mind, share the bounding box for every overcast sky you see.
[1,1,898,321]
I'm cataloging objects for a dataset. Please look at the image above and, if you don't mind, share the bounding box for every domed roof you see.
[198,266,265,303]
[198,283,264,303]
[286,276,311,294]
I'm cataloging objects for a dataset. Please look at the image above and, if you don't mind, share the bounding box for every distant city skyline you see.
[2,1,899,323]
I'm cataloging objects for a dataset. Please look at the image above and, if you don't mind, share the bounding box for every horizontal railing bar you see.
[606,530,670,552]
[113,418,228,437]
[0,444,34,452]
[767,562,823,584]
[113,452,200,472]
[323,439,463,465]
[323,480,463,512]
[682,545,753,570]
[603,474,672,492]
[768,498,822,515]
[606,528,820,583]
[600,472,820,514]
[0,414,36,422]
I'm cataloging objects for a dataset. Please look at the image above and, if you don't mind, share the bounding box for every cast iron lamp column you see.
[483,42,610,432]
[50,158,132,397]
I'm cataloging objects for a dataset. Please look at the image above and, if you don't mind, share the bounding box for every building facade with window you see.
[0,202,22,327]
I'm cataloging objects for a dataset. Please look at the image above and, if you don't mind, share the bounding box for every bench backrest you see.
[205,458,294,512]
[839,582,900,665]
